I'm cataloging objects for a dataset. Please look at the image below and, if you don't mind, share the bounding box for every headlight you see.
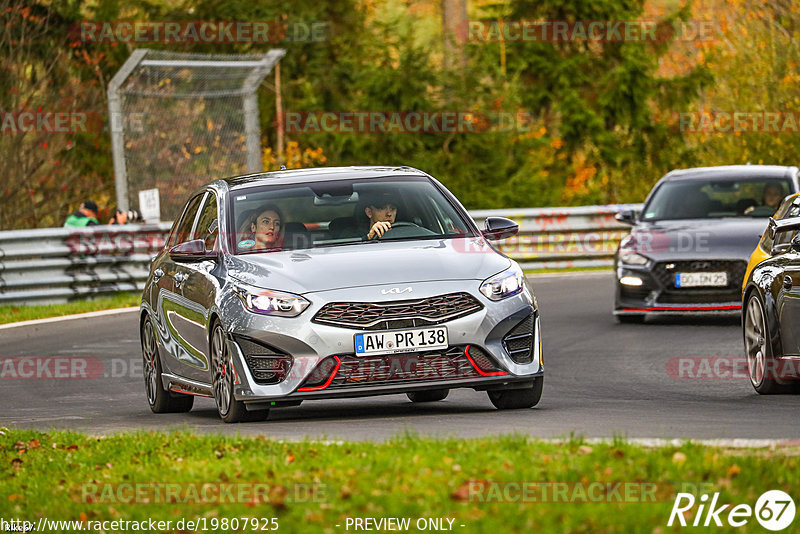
[233,286,310,317]
[480,267,525,301]
[619,251,649,265]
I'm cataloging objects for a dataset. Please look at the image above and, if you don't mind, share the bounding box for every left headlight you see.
[480,266,525,301]
[233,285,310,317]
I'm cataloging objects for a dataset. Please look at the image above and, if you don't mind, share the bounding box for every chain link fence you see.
[108,49,285,220]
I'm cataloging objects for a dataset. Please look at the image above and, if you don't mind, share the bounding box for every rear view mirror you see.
[482,217,519,241]
[169,239,216,261]
[792,234,800,253]
[615,209,637,225]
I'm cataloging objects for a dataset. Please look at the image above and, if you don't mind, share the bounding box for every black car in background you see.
[742,215,800,394]
[614,165,800,323]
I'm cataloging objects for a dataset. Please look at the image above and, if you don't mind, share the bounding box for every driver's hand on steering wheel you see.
[367,221,392,239]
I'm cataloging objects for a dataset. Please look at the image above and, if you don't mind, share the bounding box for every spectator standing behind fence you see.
[63,200,99,227]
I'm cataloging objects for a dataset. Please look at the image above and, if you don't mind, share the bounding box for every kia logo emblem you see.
[381,287,413,295]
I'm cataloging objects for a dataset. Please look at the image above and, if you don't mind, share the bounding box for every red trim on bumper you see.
[297,355,341,392]
[621,304,741,312]
[169,387,211,398]
[464,345,508,377]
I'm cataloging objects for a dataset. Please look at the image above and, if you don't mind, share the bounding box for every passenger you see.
[237,204,284,251]
[762,182,784,210]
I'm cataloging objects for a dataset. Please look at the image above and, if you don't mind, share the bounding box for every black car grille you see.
[652,260,747,291]
[312,292,483,330]
[234,336,293,385]
[320,345,505,389]
[503,314,535,364]
[657,290,741,304]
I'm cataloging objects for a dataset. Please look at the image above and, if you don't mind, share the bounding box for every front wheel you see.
[743,293,785,394]
[488,377,543,409]
[141,316,193,413]
[211,323,269,423]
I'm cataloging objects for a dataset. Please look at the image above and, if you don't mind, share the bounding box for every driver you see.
[364,193,398,240]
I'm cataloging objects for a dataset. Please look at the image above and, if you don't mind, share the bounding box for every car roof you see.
[223,166,430,190]
[661,165,799,183]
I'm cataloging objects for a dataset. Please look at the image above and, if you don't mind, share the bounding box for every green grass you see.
[1,429,797,533]
[0,292,140,325]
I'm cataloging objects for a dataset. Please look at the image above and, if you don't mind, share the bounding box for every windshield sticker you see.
[235,195,247,201]
[237,239,255,250]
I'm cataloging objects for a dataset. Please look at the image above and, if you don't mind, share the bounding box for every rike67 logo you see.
[668,490,796,530]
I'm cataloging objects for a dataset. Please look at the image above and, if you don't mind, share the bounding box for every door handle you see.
[784,275,793,290]
[174,272,187,288]
[153,268,164,282]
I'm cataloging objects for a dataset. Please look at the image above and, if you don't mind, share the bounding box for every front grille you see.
[234,336,293,385]
[325,345,504,389]
[657,290,741,304]
[503,314,535,364]
[313,292,483,330]
[652,260,747,291]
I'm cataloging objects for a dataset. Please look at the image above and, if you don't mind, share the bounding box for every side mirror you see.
[482,217,519,241]
[169,239,216,261]
[792,234,800,253]
[615,209,637,225]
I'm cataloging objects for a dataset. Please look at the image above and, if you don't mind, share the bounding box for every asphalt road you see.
[4,272,800,440]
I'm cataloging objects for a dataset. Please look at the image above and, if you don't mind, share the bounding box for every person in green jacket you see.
[63,200,99,227]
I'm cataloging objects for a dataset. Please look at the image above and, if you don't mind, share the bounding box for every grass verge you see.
[0,293,140,325]
[1,429,798,533]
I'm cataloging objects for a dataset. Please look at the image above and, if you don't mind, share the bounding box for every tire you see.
[488,377,543,409]
[407,389,449,403]
[616,314,645,324]
[743,293,787,394]
[210,322,269,423]
[141,316,194,413]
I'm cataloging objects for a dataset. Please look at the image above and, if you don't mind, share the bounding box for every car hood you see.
[628,218,767,262]
[225,237,512,294]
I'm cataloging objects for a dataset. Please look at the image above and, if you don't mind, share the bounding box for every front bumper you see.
[219,280,542,402]
[614,260,745,315]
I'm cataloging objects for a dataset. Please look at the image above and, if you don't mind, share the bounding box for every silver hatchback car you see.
[140,166,543,422]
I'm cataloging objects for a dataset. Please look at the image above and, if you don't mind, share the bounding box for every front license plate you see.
[675,272,728,288]
[354,327,448,356]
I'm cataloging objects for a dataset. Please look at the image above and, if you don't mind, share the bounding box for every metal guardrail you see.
[470,204,641,271]
[0,204,641,305]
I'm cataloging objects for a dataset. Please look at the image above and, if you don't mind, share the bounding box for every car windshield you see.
[229,175,476,253]
[641,177,792,221]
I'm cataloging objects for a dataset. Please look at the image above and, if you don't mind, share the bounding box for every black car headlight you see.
[480,266,525,301]
[233,285,310,317]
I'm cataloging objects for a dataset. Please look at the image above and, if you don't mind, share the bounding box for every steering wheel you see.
[379,221,434,239]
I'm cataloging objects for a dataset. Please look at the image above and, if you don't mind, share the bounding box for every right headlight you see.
[619,251,649,266]
[233,285,310,317]
[480,266,525,301]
